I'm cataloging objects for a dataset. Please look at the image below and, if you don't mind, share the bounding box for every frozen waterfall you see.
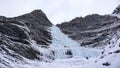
[50,25,100,59]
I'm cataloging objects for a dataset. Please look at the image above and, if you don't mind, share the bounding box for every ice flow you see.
[50,26,100,59]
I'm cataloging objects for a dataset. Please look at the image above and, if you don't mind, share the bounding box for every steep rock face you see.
[113,5,120,15]
[112,5,120,18]
[57,14,120,47]
[14,10,52,45]
[0,9,54,62]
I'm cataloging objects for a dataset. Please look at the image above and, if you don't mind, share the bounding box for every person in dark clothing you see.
[86,56,89,60]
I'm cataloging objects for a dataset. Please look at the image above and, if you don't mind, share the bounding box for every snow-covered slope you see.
[0,20,119,68]
[0,25,100,68]
[2,32,119,68]
[31,30,120,68]
[78,34,120,68]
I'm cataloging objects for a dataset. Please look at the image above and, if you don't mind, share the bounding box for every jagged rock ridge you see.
[113,5,120,15]
[112,5,120,18]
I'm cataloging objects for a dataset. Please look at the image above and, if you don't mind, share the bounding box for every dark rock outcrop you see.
[113,5,120,15]
[102,62,111,66]
[65,49,73,58]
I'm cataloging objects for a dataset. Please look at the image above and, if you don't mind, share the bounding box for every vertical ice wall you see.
[50,25,100,59]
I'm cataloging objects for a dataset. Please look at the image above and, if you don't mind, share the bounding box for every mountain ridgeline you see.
[0,4,120,68]
[57,5,120,47]
[0,10,54,63]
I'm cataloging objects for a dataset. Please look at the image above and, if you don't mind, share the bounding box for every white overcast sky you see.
[0,0,119,24]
